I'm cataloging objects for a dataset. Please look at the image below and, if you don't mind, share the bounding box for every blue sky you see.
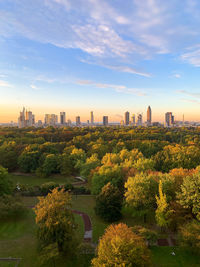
[0,0,200,122]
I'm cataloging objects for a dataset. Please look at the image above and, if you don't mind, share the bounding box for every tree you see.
[125,173,157,221]
[155,180,173,229]
[95,182,122,222]
[18,151,41,173]
[0,166,12,196]
[179,220,200,255]
[92,165,124,195]
[34,188,77,257]
[91,223,151,267]
[38,154,60,177]
[177,173,200,220]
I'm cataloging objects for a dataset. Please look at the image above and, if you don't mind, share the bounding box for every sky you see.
[0,0,200,123]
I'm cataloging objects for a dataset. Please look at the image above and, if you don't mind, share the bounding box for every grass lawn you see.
[151,246,200,267]
[8,173,76,187]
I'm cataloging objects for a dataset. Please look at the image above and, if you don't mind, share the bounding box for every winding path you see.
[72,210,92,242]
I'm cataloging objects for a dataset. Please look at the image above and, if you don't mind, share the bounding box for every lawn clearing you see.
[9,173,75,187]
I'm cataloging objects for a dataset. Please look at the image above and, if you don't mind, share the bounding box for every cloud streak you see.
[76,80,147,96]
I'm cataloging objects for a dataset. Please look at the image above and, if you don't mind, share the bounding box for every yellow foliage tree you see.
[92,223,151,267]
[34,188,77,259]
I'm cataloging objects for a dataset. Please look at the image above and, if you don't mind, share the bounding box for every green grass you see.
[151,246,200,267]
[9,173,75,187]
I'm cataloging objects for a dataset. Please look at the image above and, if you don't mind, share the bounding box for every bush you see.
[0,194,26,219]
[179,220,200,255]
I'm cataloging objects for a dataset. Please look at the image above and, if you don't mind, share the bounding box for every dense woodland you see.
[1,126,200,266]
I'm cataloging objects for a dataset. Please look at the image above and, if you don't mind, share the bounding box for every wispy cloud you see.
[76,80,147,96]
[177,89,200,98]
[181,46,200,67]
[181,98,200,104]
[0,80,12,87]
[80,59,151,77]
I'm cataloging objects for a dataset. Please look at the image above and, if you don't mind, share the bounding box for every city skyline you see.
[1,1,200,123]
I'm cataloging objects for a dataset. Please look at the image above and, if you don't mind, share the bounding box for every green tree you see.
[92,223,151,267]
[18,151,41,172]
[125,173,157,221]
[177,173,200,220]
[0,166,12,196]
[95,182,122,222]
[34,188,77,256]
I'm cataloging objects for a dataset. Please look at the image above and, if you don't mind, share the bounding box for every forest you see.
[0,126,200,266]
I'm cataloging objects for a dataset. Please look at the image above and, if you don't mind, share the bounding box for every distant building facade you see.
[103,116,108,126]
[125,111,130,126]
[76,116,81,126]
[18,107,35,128]
[90,111,94,125]
[137,114,143,126]
[45,114,58,126]
[60,112,66,125]
[147,106,152,126]
[165,112,174,127]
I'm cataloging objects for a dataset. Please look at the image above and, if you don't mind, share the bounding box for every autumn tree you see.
[34,188,77,260]
[155,180,173,229]
[95,182,122,222]
[177,173,200,220]
[92,223,151,267]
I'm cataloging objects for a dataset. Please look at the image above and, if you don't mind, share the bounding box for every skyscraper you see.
[103,116,108,126]
[131,114,135,126]
[45,114,58,126]
[18,107,35,128]
[18,107,25,128]
[125,111,130,126]
[137,114,143,126]
[90,111,94,125]
[60,112,66,125]
[165,112,174,127]
[147,106,152,126]
[76,116,81,126]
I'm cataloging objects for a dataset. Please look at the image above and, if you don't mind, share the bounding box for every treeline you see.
[1,126,200,175]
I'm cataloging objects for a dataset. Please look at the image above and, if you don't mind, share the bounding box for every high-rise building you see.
[137,114,143,126]
[147,106,152,126]
[60,112,66,125]
[18,107,35,128]
[76,116,81,126]
[125,111,130,126]
[90,111,94,125]
[165,112,174,127]
[103,116,108,126]
[18,107,25,128]
[45,114,58,126]
[131,114,136,126]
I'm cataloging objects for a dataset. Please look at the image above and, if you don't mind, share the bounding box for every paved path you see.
[72,209,92,242]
